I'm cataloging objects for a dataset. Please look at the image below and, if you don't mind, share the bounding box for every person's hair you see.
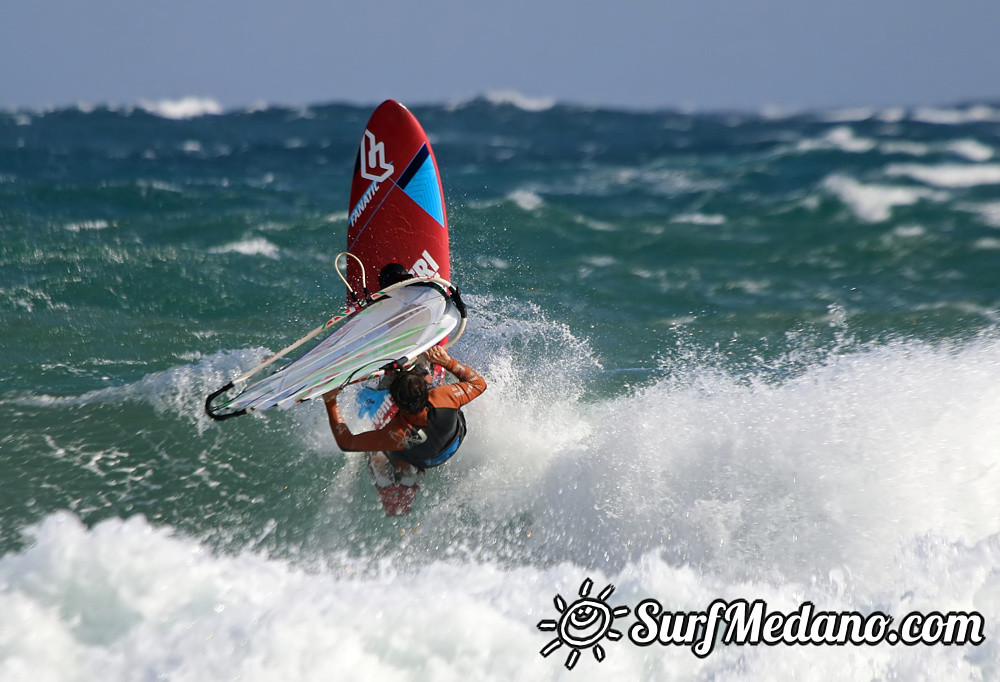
[378,262,412,290]
[390,371,429,414]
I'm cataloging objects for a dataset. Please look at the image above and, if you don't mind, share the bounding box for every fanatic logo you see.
[360,129,394,182]
[537,579,631,670]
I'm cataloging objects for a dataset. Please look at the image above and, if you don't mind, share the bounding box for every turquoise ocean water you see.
[1,96,999,679]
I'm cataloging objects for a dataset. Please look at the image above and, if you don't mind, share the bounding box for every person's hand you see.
[423,345,451,367]
[323,388,342,405]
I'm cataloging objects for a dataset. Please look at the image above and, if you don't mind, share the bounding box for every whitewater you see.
[1,97,999,680]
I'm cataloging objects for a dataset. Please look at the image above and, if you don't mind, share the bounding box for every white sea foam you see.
[974,237,1000,250]
[758,105,799,120]
[672,213,726,225]
[563,167,723,198]
[2,286,63,313]
[885,163,1000,188]
[64,220,110,232]
[878,140,930,157]
[508,189,544,211]
[483,90,557,112]
[321,310,1000,587]
[573,215,618,232]
[798,126,877,154]
[209,238,281,259]
[822,174,947,222]
[244,100,270,114]
[911,105,1000,125]
[892,224,927,238]
[137,179,184,194]
[583,255,618,267]
[3,332,999,680]
[139,97,224,120]
[877,107,907,123]
[959,201,1000,227]
[947,139,994,162]
[0,510,994,682]
[529,335,998,573]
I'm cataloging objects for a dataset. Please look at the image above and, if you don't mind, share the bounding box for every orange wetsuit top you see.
[325,357,487,454]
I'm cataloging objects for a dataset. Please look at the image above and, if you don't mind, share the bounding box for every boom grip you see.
[449,286,467,318]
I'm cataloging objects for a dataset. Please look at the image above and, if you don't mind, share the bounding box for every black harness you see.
[392,405,467,471]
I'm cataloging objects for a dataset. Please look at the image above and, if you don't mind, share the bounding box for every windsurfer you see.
[322,345,487,483]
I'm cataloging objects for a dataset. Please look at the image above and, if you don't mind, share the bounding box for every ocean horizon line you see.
[4,90,1000,122]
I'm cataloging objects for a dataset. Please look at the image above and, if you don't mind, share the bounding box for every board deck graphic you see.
[347,100,449,294]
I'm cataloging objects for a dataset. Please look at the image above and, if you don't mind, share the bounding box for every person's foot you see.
[395,462,424,488]
[368,454,397,488]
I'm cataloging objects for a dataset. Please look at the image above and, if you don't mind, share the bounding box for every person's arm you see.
[423,346,487,408]
[323,389,406,452]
